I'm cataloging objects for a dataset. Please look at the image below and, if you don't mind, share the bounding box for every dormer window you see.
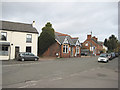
[1,32,7,41]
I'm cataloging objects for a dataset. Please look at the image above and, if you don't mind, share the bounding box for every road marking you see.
[19,80,37,88]
[50,77,63,81]
[2,62,41,67]
[19,85,29,88]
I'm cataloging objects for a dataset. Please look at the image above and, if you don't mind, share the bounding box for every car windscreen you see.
[100,54,107,57]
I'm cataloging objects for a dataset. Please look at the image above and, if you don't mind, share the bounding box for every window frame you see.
[63,44,69,53]
[1,32,7,41]
[76,46,79,54]
[26,34,32,43]
[0,46,8,56]
[26,46,31,53]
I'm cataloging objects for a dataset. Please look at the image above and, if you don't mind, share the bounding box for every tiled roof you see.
[0,20,38,34]
[55,32,79,45]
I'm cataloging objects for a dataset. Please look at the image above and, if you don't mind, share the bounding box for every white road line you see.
[19,85,29,88]
[50,77,63,81]
[19,81,37,88]
[2,62,41,67]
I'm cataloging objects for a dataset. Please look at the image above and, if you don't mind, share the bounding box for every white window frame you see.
[85,43,88,46]
[63,45,69,53]
[26,34,32,43]
[1,32,7,41]
[76,46,79,54]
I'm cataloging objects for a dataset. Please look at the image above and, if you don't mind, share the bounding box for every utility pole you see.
[91,31,93,56]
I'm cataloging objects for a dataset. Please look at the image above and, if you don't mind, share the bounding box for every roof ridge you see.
[0,20,31,25]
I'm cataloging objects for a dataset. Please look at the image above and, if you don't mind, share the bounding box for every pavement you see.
[2,56,118,88]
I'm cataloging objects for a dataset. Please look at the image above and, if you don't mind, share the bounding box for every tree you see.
[38,22,56,56]
[104,38,108,47]
[104,35,118,52]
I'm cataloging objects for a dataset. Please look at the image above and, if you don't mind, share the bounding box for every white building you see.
[0,21,39,60]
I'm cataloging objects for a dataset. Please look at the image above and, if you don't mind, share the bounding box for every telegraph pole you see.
[91,31,93,55]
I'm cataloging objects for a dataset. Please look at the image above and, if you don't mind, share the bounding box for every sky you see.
[1,1,118,42]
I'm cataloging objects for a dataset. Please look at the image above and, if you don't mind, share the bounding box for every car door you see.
[29,53,35,60]
[24,52,30,60]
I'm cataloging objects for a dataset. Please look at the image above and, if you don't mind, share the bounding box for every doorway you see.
[15,46,19,58]
[71,47,73,57]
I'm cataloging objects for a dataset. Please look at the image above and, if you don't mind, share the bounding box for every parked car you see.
[81,52,87,56]
[17,52,39,61]
[108,53,112,60]
[111,52,116,59]
[115,52,119,57]
[98,53,109,63]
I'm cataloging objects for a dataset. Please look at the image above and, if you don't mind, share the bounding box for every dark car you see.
[81,52,87,56]
[17,52,39,61]
[115,52,119,57]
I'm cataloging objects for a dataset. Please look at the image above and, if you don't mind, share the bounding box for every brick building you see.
[82,34,103,55]
[43,32,81,58]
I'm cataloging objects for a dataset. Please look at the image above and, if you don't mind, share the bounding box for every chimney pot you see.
[87,35,91,39]
[32,21,35,27]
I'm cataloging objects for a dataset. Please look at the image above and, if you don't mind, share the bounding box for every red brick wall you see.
[43,43,81,58]
[43,42,61,57]
[61,44,70,58]
[82,39,103,54]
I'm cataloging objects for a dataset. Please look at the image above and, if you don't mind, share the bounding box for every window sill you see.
[26,42,32,43]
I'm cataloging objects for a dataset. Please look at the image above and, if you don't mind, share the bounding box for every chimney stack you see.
[92,36,98,41]
[87,35,91,39]
[32,21,35,27]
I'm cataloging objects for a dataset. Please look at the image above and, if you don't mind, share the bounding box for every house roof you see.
[55,32,79,45]
[91,38,101,46]
[0,21,38,34]
[71,38,78,44]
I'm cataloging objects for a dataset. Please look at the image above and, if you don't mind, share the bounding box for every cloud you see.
[2,2,118,42]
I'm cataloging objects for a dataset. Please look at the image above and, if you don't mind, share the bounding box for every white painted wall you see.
[0,30,38,60]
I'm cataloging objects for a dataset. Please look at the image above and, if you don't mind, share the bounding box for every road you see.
[2,56,118,88]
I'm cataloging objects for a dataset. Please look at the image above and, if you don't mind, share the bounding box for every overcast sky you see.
[1,2,118,42]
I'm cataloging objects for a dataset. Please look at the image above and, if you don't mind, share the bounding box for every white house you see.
[0,20,39,60]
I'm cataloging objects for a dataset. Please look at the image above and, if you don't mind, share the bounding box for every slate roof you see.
[71,38,78,44]
[0,21,38,34]
[91,38,101,46]
[55,32,79,45]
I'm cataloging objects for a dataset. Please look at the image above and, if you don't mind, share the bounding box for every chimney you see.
[92,36,98,41]
[95,37,98,41]
[32,21,35,27]
[87,35,91,39]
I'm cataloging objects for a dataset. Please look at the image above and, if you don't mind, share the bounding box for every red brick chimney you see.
[92,36,98,41]
[87,35,91,39]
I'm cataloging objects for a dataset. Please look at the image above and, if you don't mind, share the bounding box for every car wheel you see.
[106,60,108,63]
[21,58,24,61]
[35,58,38,61]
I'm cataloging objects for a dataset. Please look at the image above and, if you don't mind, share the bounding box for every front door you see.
[15,46,19,58]
[71,47,73,57]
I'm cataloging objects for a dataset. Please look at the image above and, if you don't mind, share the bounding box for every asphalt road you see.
[2,56,118,88]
